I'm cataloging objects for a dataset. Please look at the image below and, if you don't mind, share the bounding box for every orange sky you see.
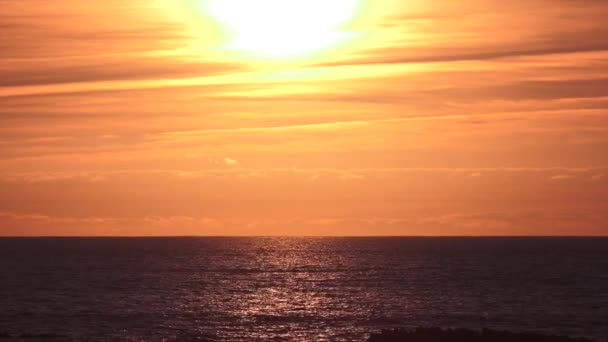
[1,0,607,236]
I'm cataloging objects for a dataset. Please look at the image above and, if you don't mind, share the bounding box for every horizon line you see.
[1,235,607,238]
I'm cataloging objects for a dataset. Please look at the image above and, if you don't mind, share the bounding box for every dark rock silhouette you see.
[368,327,596,342]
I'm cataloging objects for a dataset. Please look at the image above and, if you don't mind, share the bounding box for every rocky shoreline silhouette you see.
[368,327,598,342]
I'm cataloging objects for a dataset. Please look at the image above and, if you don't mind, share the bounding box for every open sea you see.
[1,237,607,341]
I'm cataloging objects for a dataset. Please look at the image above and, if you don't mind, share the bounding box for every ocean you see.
[1,237,607,341]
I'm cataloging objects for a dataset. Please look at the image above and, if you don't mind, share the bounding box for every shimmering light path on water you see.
[1,237,607,341]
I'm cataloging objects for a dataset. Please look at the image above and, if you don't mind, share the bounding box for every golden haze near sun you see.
[188,0,367,58]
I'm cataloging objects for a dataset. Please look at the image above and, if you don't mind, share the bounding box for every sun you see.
[189,0,364,59]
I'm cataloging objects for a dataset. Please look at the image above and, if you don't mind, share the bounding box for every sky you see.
[1,0,607,236]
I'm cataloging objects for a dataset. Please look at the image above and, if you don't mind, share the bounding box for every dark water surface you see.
[1,237,607,341]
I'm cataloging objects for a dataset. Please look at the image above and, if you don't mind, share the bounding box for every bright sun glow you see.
[193,0,363,59]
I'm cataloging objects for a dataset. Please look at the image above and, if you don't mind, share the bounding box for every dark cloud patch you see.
[0,0,193,58]
[486,78,608,101]
[318,33,608,67]
[0,57,245,87]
